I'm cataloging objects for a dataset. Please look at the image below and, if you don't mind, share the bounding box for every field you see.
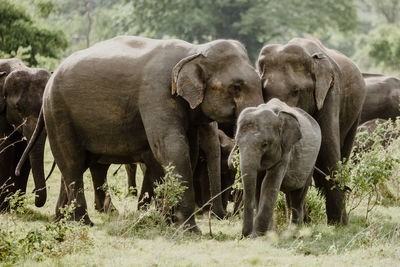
[1,140,400,267]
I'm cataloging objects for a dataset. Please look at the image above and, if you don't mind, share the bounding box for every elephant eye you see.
[292,89,300,96]
[262,141,270,148]
[230,84,241,93]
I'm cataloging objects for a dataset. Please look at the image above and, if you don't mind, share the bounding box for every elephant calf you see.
[236,98,321,237]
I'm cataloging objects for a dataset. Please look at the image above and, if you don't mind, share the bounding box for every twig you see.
[171,182,236,239]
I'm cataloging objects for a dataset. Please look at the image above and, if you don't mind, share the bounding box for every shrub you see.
[154,164,188,221]
[107,164,188,238]
[334,119,400,222]
[0,201,92,265]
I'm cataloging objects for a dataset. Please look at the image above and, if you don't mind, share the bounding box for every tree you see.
[130,0,358,61]
[0,0,68,66]
[369,0,399,23]
[368,23,400,70]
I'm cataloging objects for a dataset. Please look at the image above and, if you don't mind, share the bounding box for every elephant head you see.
[235,100,301,236]
[3,68,51,207]
[172,40,264,124]
[257,39,340,115]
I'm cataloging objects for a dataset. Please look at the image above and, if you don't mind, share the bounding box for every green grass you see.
[1,142,400,266]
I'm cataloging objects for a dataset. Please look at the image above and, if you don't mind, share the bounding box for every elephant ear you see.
[311,52,337,111]
[279,111,302,152]
[171,53,206,109]
[0,71,7,113]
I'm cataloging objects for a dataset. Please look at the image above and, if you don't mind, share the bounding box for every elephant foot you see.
[327,213,348,225]
[242,225,253,237]
[73,212,93,226]
[175,212,202,234]
[249,231,264,238]
[55,208,94,226]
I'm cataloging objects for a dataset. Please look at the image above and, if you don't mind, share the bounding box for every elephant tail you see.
[16,108,45,176]
[45,161,56,182]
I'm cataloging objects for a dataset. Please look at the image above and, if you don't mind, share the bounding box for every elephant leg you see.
[287,177,312,224]
[254,160,288,236]
[255,171,265,211]
[125,164,137,196]
[144,128,197,230]
[48,119,91,225]
[0,126,30,211]
[55,175,68,220]
[341,117,360,161]
[192,159,204,209]
[198,122,226,219]
[198,158,211,212]
[314,95,348,225]
[137,165,152,209]
[138,152,164,210]
[90,163,116,213]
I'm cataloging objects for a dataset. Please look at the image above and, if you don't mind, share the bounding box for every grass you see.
[1,142,400,266]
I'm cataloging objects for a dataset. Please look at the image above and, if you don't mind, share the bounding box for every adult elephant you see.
[19,36,263,230]
[360,73,400,124]
[257,38,366,225]
[93,122,228,219]
[0,59,49,210]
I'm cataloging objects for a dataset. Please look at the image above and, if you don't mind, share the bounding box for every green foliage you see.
[304,187,326,224]
[0,0,68,66]
[107,164,188,238]
[154,164,188,220]
[334,119,400,221]
[5,189,34,214]
[274,187,326,229]
[0,202,92,265]
[367,23,400,70]
[231,147,242,192]
[129,0,358,61]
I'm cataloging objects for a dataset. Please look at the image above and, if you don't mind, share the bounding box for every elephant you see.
[353,119,399,155]
[235,98,321,236]
[18,36,263,230]
[0,59,50,210]
[257,37,366,225]
[193,128,236,215]
[96,122,229,219]
[360,73,400,124]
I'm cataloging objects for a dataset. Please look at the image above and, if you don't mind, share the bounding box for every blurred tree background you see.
[0,0,399,74]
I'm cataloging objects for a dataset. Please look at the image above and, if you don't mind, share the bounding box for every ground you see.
[1,142,400,266]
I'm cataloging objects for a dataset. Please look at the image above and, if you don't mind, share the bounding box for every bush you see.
[154,164,188,221]
[108,164,188,238]
[274,187,326,230]
[0,200,92,265]
[334,119,400,222]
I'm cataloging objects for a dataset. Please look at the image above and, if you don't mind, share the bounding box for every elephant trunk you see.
[23,118,47,207]
[240,147,261,236]
[235,72,263,119]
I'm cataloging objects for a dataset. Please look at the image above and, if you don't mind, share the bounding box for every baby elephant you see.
[236,98,321,237]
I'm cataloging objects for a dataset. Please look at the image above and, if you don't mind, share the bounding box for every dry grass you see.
[1,142,400,266]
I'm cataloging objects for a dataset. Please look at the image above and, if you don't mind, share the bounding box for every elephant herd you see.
[1,35,399,237]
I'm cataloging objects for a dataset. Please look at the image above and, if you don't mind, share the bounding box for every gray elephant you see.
[0,59,50,210]
[235,98,321,237]
[353,119,399,156]
[360,73,400,124]
[193,128,236,215]
[18,36,263,231]
[258,38,366,225]
[95,121,228,219]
